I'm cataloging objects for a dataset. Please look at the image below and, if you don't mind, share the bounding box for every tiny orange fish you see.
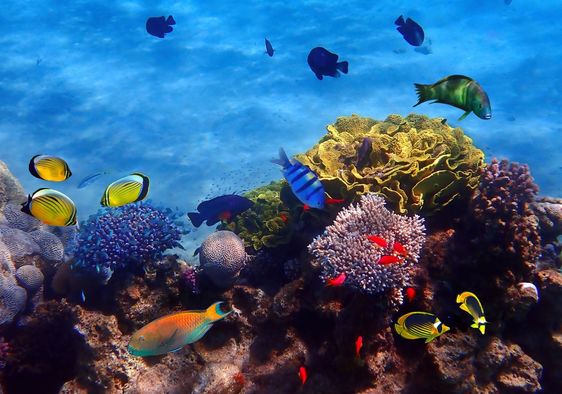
[326,272,346,287]
[378,255,402,265]
[392,241,408,257]
[367,235,387,248]
[303,204,311,211]
[279,213,288,223]
[355,335,363,358]
[326,198,344,204]
[299,366,307,385]
[405,287,416,302]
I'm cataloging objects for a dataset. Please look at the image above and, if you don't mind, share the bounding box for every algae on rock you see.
[295,113,484,214]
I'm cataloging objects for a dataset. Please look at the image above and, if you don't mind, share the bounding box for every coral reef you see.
[309,193,425,305]
[221,181,297,251]
[199,230,250,287]
[0,275,27,326]
[0,160,26,211]
[295,114,484,214]
[71,202,184,283]
[531,197,562,243]
[29,230,64,262]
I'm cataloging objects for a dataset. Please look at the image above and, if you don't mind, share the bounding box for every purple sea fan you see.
[71,202,185,283]
[308,193,425,301]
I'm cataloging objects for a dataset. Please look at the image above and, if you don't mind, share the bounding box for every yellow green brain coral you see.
[295,113,484,214]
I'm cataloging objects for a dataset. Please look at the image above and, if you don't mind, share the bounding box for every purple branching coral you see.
[179,263,200,295]
[71,202,185,283]
[468,158,541,275]
[308,193,425,304]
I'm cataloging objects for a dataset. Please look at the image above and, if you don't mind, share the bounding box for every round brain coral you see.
[308,193,426,306]
[71,202,184,283]
[15,265,44,294]
[29,230,64,262]
[199,230,249,287]
[2,202,41,232]
[0,227,40,261]
[295,113,485,214]
[0,275,27,326]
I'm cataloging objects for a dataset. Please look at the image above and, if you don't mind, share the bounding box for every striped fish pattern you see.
[29,154,72,182]
[394,311,449,343]
[101,173,149,207]
[456,291,487,334]
[272,148,325,209]
[21,188,77,226]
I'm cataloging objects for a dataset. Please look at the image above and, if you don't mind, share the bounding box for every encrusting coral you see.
[309,193,425,306]
[295,113,484,214]
[71,202,185,284]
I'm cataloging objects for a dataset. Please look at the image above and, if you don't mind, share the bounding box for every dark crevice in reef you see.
[1,301,82,394]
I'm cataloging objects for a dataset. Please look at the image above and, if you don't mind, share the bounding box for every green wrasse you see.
[413,75,491,121]
[394,311,449,343]
[128,302,231,357]
[456,291,487,334]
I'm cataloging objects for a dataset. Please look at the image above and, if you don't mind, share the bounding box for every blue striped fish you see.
[271,148,325,209]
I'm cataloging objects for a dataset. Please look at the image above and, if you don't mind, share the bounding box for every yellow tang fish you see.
[101,173,149,207]
[456,291,487,334]
[21,188,77,226]
[29,154,72,182]
[394,311,450,343]
[128,301,231,357]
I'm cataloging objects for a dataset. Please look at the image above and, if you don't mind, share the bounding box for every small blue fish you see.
[77,171,109,189]
[188,195,254,227]
[146,16,175,38]
[395,16,424,47]
[307,47,348,80]
[265,38,275,57]
[271,148,325,209]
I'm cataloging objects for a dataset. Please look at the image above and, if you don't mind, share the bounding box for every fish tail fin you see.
[187,212,203,227]
[20,195,32,215]
[413,83,431,107]
[206,301,231,321]
[471,322,478,329]
[271,148,291,168]
[394,15,405,26]
[167,15,176,25]
[336,61,348,74]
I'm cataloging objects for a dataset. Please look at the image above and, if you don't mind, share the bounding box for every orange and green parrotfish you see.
[128,302,231,357]
[456,291,487,334]
[413,75,492,121]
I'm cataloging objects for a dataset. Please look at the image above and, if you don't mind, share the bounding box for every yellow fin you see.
[459,303,471,315]
[479,325,486,335]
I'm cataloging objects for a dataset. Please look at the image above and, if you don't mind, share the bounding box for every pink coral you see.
[308,193,425,304]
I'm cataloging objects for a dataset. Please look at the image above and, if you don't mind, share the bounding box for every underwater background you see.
[0,0,561,393]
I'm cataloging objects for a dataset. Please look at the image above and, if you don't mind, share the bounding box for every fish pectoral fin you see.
[425,336,435,343]
[470,322,478,329]
[458,111,471,121]
[479,325,486,335]
[158,328,181,349]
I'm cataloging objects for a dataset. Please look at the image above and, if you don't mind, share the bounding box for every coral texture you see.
[0,275,27,326]
[468,158,541,277]
[71,202,184,283]
[308,193,425,303]
[199,230,249,287]
[15,265,44,294]
[221,181,296,250]
[29,230,64,262]
[2,202,41,232]
[0,160,26,211]
[531,197,562,243]
[295,113,484,214]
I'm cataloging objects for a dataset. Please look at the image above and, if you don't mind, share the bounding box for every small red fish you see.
[392,241,408,257]
[405,287,416,302]
[233,372,245,386]
[298,366,307,385]
[367,235,387,248]
[303,204,310,211]
[218,211,232,221]
[326,272,346,287]
[355,335,363,358]
[279,213,288,223]
[378,255,402,265]
[326,198,344,204]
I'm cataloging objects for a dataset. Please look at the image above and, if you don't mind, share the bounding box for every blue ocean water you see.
[0,0,560,251]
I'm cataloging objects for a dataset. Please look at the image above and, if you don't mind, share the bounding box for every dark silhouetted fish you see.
[395,15,424,46]
[146,16,176,38]
[356,138,373,169]
[307,47,348,80]
[265,38,274,56]
[188,195,254,227]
